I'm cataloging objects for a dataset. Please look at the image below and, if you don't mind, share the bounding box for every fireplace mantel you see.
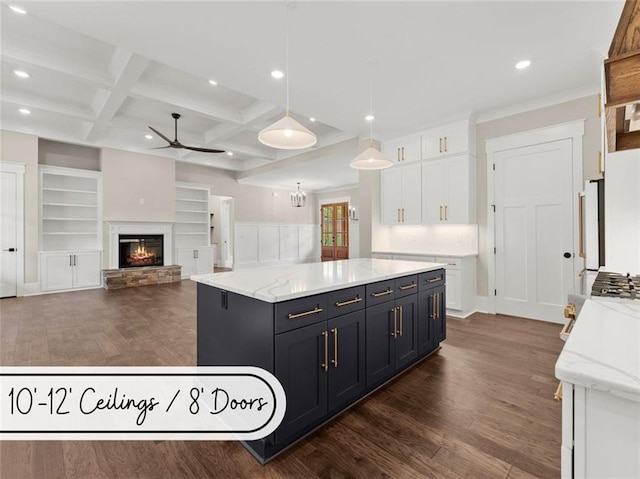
[106,221,173,269]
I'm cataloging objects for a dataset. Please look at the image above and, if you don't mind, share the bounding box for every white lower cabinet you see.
[176,247,212,279]
[40,251,102,292]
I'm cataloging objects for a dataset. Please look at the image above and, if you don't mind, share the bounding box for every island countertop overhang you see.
[191,258,446,303]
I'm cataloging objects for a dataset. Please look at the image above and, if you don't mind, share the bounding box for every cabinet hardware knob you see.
[371,288,393,297]
[335,296,363,307]
[331,328,338,367]
[288,306,323,320]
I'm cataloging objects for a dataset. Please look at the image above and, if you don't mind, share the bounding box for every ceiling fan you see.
[148,113,224,153]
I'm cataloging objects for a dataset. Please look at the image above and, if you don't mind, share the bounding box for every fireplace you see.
[119,234,164,268]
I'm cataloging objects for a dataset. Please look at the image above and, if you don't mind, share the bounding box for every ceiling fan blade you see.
[148,126,172,144]
[182,145,225,153]
[151,146,173,149]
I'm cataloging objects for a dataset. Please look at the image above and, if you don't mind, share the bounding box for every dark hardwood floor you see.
[0,281,564,478]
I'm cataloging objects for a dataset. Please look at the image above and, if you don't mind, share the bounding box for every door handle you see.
[563,252,572,258]
[2,248,16,252]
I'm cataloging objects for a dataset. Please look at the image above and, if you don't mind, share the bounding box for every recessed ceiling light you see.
[515,60,531,70]
[19,108,31,115]
[365,114,375,121]
[145,134,153,140]
[227,151,234,156]
[9,5,27,14]
[309,117,316,122]
[208,79,218,86]
[271,70,284,79]
[14,70,29,78]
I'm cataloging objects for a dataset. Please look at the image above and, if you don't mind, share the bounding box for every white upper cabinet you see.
[381,163,422,225]
[381,133,421,165]
[422,154,476,224]
[422,120,476,160]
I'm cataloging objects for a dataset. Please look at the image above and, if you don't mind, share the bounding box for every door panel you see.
[495,139,573,322]
[365,302,395,388]
[40,254,73,292]
[394,295,418,369]
[445,155,469,223]
[73,252,101,289]
[0,172,17,297]
[422,160,445,223]
[275,322,328,442]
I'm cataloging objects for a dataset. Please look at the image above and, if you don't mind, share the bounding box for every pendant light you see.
[258,3,317,150]
[350,59,393,170]
[291,182,306,207]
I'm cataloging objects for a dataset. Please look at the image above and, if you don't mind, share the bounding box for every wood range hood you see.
[604,0,640,152]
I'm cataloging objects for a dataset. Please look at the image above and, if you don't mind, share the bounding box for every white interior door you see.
[0,172,18,298]
[494,139,574,322]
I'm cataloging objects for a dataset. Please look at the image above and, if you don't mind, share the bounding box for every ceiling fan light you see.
[350,146,393,170]
[258,115,317,149]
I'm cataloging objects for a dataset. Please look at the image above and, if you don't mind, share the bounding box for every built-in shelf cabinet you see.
[175,183,213,278]
[39,166,102,252]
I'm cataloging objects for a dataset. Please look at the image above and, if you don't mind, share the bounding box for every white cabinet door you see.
[422,159,445,224]
[73,252,101,289]
[176,248,195,278]
[422,121,474,159]
[444,154,471,224]
[382,134,421,165]
[381,168,403,224]
[40,253,73,292]
[444,269,461,310]
[194,247,213,275]
[401,163,422,224]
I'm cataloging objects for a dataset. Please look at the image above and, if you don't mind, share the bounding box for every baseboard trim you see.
[18,282,40,296]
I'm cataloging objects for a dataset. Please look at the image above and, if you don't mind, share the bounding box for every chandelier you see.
[291,182,306,208]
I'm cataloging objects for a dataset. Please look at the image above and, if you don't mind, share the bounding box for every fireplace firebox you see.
[118,234,163,268]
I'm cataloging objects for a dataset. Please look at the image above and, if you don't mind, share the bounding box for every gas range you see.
[591,271,640,300]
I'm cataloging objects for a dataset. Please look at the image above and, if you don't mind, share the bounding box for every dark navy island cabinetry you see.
[194,258,446,463]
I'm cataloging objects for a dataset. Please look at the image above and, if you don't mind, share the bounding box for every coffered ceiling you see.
[0,1,624,192]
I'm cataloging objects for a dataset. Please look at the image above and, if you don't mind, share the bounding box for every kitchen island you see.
[192,258,447,463]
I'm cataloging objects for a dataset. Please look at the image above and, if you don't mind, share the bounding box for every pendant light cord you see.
[369,59,375,147]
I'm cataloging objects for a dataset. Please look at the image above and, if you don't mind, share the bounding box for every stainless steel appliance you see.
[591,271,639,300]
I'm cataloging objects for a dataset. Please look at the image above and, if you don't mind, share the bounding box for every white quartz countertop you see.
[372,250,478,258]
[555,299,640,400]
[191,258,445,303]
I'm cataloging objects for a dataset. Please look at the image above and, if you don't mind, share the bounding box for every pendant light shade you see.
[350,143,393,170]
[258,3,317,150]
[291,182,306,207]
[259,112,317,149]
[350,59,392,170]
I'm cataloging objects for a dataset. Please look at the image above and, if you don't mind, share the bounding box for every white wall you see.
[101,148,176,223]
[39,139,100,171]
[1,130,39,284]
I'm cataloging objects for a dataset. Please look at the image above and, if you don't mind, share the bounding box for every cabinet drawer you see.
[436,257,461,269]
[418,269,446,291]
[366,279,396,307]
[326,286,366,318]
[395,275,418,298]
[275,294,328,334]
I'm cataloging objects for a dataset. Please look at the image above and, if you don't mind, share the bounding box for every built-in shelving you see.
[39,166,102,252]
[175,184,210,249]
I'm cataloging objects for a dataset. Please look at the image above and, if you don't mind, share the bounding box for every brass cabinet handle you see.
[444,136,447,152]
[69,255,73,267]
[430,294,436,319]
[335,296,363,307]
[321,331,328,371]
[398,282,416,290]
[288,306,323,320]
[598,150,603,175]
[399,305,403,337]
[401,208,405,222]
[437,293,440,319]
[439,205,443,221]
[578,192,586,258]
[397,208,401,222]
[444,205,448,221]
[331,328,338,367]
[397,147,400,162]
[401,147,405,161]
[439,137,442,153]
[427,276,443,283]
[371,288,393,297]
[391,307,398,338]
[554,381,563,401]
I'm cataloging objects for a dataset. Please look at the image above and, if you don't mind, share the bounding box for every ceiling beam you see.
[85,50,150,142]
[203,101,281,144]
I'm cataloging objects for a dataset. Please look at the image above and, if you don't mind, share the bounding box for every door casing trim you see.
[485,120,585,315]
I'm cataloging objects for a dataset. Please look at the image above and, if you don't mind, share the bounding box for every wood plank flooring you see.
[0,281,564,478]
